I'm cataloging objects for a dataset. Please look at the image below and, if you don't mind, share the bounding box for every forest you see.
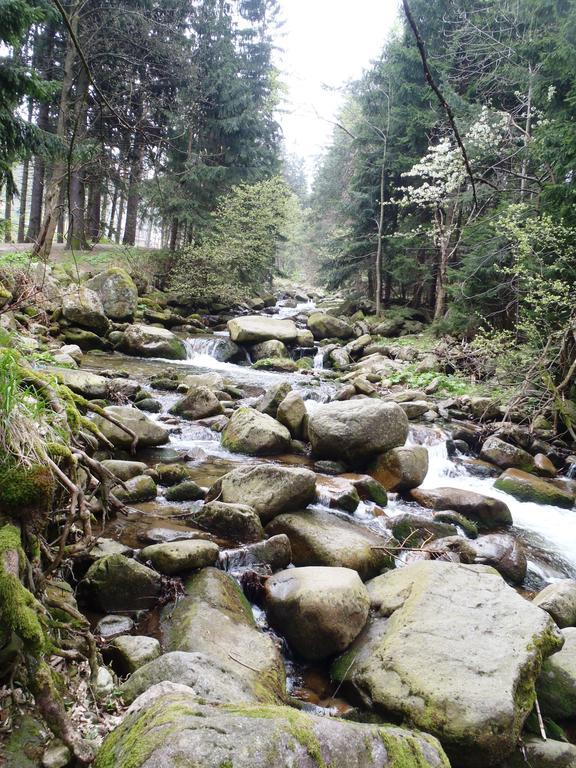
[1,0,576,766]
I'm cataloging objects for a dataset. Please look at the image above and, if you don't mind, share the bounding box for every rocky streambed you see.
[3,265,576,768]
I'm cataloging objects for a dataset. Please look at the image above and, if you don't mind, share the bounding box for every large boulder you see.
[533,580,576,628]
[332,561,562,767]
[162,567,285,704]
[409,486,512,530]
[93,405,169,449]
[256,382,292,417]
[480,436,536,472]
[494,469,575,508]
[51,368,108,399]
[169,385,223,420]
[206,464,317,523]
[265,566,370,661]
[307,312,354,340]
[80,554,162,612]
[308,400,409,465]
[468,533,527,584]
[501,738,576,768]
[86,267,138,321]
[250,339,290,361]
[266,509,395,580]
[537,627,576,719]
[95,691,450,768]
[221,407,291,455]
[368,446,429,491]
[139,540,219,575]
[228,315,298,344]
[220,535,292,572]
[119,324,187,360]
[192,501,264,542]
[62,285,109,333]
[277,391,307,438]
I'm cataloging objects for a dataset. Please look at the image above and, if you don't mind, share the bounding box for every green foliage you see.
[171,177,298,303]
[387,366,472,396]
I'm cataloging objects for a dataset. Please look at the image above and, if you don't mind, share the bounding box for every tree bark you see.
[4,190,13,242]
[87,177,101,241]
[169,217,179,252]
[122,129,145,246]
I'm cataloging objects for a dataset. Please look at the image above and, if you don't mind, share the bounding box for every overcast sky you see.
[276,0,400,177]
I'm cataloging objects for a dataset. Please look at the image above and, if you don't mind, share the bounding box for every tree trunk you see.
[169,217,179,252]
[56,184,65,243]
[107,181,119,239]
[4,190,13,242]
[33,7,80,260]
[66,171,88,250]
[87,178,101,241]
[18,159,30,242]
[115,188,125,244]
[122,130,145,246]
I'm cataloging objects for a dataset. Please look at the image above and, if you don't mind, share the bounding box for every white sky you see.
[276,0,400,177]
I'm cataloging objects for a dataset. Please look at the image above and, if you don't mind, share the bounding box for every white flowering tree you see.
[397,107,512,319]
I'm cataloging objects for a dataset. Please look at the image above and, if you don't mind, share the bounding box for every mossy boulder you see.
[533,580,576,628]
[480,436,536,472]
[221,407,291,456]
[80,554,162,612]
[256,381,292,418]
[0,462,55,526]
[118,323,187,360]
[161,567,285,704]
[112,474,157,503]
[332,561,562,768]
[164,480,205,502]
[101,460,148,481]
[206,464,316,523]
[265,566,370,661]
[253,357,298,372]
[139,540,219,576]
[250,339,290,361]
[62,285,109,333]
[266,508,395,581]
[92,405,169,449]
[155,463,196,486]
[63,327,109,350]
[277,391,307,438]
[95,690,450,768]
[494,469,575,508]
[389,513,457,544]
[368,446,429,491]
[169,385,223,420]
[0,283,12,309]
[193,501,264,542]
[110,635,161,674]
[227,315,298,343]
[307,312,354,340]
[86,267,138,321]
[537,626,576,720]
[500,737,576,768]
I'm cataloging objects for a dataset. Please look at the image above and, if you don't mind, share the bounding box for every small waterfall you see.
[568,463,576,480]
[184,337,221,359]
[313,348,324,370]
[424,440,464,482]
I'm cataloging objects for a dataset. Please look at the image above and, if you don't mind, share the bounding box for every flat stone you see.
[140,540,219,575]
[409,486,512,530]
[228,315,298,343]
[111,635,161,673]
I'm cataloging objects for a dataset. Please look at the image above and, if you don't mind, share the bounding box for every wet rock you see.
[62,285,109,333]
[330,347,351,369]
[434,511,478,538]
[221,406,291,455]
[277,391,307,438]
[113,474,157,503]
[162,568,285,703]
[86,267,138,321]
[399,400,429,420]
[329,485,361,513]
[533,580,576,628]
[468,533,527,584]
[347,475,389,506]
[480,436,536,472]
[314,459,348,475]
[333,561,563,767]
[256,381,292,417]
[467,396,500,421]
[266,508,395,580]
[368,446,429,491]
[228,315,298,343]
[80,554,162,612]
[164,480,205,502]
[501,737,576,768]
[206,464,317,523]
[250,339,289,361]
[182,372,226,390]
[308,400,409,465]
[265,566,370,661]
[110,635,161,674]
[96,690,450,768]
[119,323,187,360]
[308,312,354,340]
[253,357,298,372]
[101,459,148,481]
[409,486,512,530]
[537,626,576,719]
[138,528,212,545]
[169,385,223,420]
[51,368,108,398]
[62,327,108,350]
[193,501,264,542]
[534,453,557,478]
[494,469,575,508]
[135,397,162,413]
[390,513,457,543]
[95,614,134,638]
[155,463,196,486]
[93,405,169,449]
[86,537,133,560]
[140,540,219,575]
[220,534,292,572]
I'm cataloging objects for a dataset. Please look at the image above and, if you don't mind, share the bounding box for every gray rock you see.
[50,368,108,398]
[169,385,223,420]
[501,737,576,768]
[537,626,576,719]
[481,436,536,472]
[250,339,290,361]
[399,400,429,419]
[93,405,169,449]
[193,501,264,542]
[221,407,291,455]
[220,534,292,572]
[533,580,576,628]
[468,533,527,584]
[266,508,395,580]
[101,459,148,481]
[256,381,292,417]
[206,464,317,523]
[111,635,161,673]
[265,566,370,661]
[113,474,157,503]
[409,486,512,530]
[62,285,109,333]
[228,315,298,343]
[307,312,354,340]
[277,391,307,438]
[332,561,562,768]
[369,446,429,491]
[95,692,450,768]
[95,614,134,638]
[308,400,409,465]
